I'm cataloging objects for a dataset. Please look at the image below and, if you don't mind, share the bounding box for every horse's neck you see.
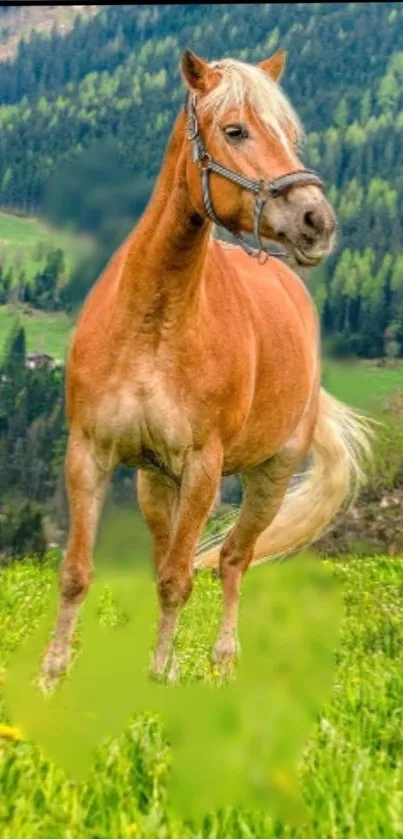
[120,113,211,328]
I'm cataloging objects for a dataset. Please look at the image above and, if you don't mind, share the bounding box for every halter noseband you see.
[185,92,324,263]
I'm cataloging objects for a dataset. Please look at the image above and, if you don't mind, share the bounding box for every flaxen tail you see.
[195,388,374,570]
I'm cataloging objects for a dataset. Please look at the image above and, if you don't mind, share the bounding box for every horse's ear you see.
[258,48,286,82]
[181,49,219,93]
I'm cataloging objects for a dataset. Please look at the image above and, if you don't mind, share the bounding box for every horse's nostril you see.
[304,210,316,230]
[303,209,322,232]
[303,208,325,236]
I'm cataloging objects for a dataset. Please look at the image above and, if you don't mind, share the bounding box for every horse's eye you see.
[223,124,248,143]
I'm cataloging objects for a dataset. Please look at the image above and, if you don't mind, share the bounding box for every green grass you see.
[0,306,73,360]
[0,211,93,282]
[0,554,403,836]
[0,210,93,359]
[324,359,403,410]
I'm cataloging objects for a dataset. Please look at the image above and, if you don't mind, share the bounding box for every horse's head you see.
[181,49,336,266]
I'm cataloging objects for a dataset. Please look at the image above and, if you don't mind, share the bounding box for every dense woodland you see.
[0,320,66,557]
[0,2,403,357]
[0,4,402,355]
[0,3,403,556]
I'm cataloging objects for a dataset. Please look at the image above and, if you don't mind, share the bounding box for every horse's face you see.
[182,50,336,267]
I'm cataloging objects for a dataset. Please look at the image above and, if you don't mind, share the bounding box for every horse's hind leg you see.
[137,470,178,573]
[213,450,298,670]
[41,430,111,688]
[139,442,222,678]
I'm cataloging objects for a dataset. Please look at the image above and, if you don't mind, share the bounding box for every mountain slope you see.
[0,6,98,62]
[0,3,402,357]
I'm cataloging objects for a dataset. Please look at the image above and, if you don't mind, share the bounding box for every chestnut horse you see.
[42,48,371,686]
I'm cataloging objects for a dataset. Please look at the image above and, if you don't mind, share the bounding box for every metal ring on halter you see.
[256,250,269,266]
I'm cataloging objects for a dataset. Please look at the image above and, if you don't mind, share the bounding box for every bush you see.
[363,391,403,499]
[0,501,47,562]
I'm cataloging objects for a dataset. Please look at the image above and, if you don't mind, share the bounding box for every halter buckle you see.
[197,151,212,170]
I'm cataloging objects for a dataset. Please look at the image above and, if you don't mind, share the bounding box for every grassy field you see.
[0,306,73,361]
[0,211,93,283]
[0,312,403,834]
[324,359,403,410]
[0,210,88,359]
[1,553,403,837]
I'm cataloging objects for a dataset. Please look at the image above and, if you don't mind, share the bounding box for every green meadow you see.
[1,553,403,837]
[324,359,403,410]
[0,211,93,282]
[0,210,90,359]
[0,305,73,360]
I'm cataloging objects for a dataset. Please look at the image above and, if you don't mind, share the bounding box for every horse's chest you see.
[96,379,192,476]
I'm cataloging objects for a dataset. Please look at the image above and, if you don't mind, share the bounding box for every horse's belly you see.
[222,364,315,473]
[222,421,295,473]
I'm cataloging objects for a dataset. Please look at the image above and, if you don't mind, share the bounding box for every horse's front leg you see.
[41,430,112,690]
[152,439,223,679]
[213,451,298,672]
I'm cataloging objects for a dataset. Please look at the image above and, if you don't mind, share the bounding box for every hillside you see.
[0,4,402,357]
[0,306,72,360]
[0,6,98,62]
[0,209,95,319]
[0,4,401,192]
[0,211,93,281]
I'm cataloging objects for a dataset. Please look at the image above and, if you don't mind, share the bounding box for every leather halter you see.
[185,92,324,263]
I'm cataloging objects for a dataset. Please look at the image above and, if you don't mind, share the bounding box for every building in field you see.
[26,352,56,370]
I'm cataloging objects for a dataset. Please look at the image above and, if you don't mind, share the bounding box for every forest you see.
[0,3,402,356]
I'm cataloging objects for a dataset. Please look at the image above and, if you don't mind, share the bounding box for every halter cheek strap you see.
[185,92,324,263]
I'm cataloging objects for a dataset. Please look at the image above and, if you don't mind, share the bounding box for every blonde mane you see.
[200,58,304,150]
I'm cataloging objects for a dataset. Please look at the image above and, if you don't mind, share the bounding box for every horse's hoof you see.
[167,654,180,684]
[40,643,71,692]
[149,651,180,684]
[211,636,240,677]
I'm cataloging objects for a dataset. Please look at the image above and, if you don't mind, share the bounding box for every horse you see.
[42,47,371,687]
